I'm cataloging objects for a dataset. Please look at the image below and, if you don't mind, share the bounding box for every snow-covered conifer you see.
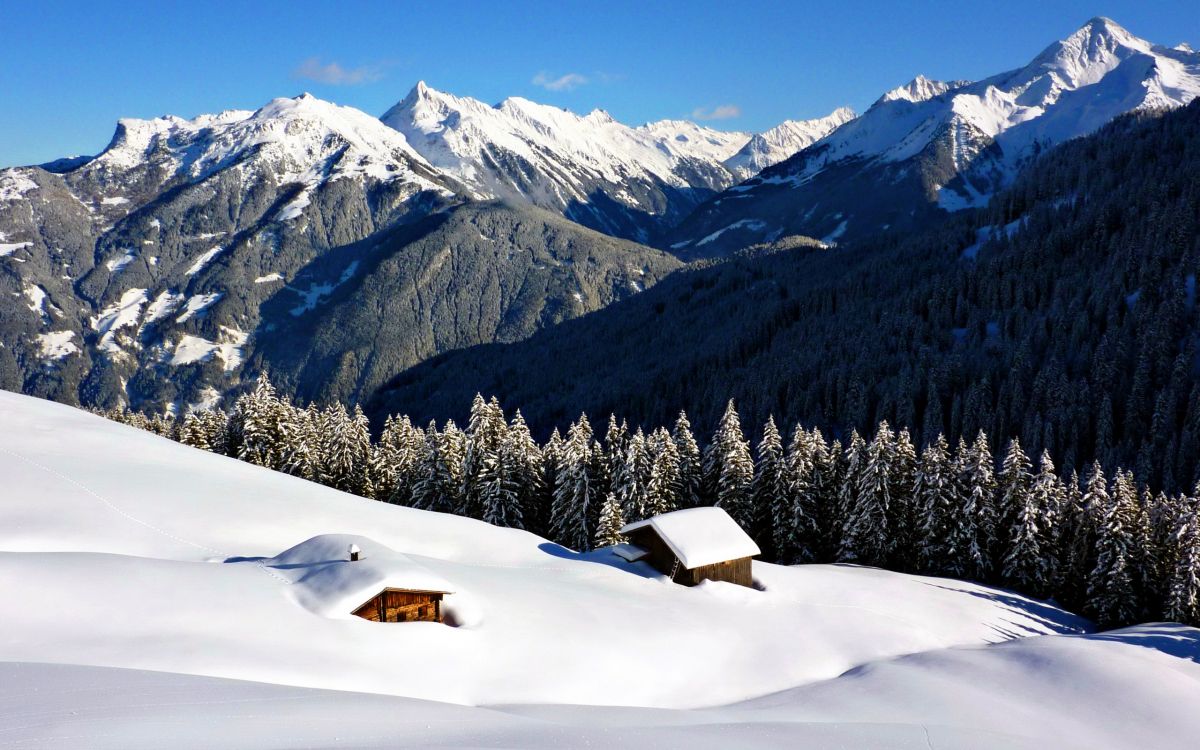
[703,400,755,528]
[594,492,627,549]
[673,412,702,508]
[550,415,595,551]
[751,416,786,555]
[1087,469,1141,627]
[841,422,895,566]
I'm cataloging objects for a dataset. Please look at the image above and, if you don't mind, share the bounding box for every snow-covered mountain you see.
[2,392,1199,748]
[722,107,856,179]
[670,17,1200,257]
[380,82,853,243]
[380,82,742,242]
[0,92,675,414]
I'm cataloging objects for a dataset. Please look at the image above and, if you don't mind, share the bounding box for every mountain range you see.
[1,16,1198,428]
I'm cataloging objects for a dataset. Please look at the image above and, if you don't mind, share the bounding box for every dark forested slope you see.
[372,102,1200,491]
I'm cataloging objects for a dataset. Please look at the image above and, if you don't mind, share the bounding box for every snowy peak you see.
[723,107,857,179]
[86,93,452,206]
[1018,16,1153,91]
[381,80,856,239]
[876,75,968,105]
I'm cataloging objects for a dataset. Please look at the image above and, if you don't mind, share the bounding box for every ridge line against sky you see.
[2,0,1198,168]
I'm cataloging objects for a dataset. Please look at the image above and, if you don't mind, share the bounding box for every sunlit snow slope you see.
[1,391,1198,749]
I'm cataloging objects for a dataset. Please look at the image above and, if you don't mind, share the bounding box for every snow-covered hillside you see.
[2,390,1199,748]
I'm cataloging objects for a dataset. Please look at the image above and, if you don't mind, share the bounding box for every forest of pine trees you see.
[98,375,1200,629]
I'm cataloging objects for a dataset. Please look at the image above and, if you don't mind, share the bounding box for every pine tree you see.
[889,428,918,570]
[594,492,627,549]
[645,427,682,517]
[480,431,525,529]
[703,400,755,528]
[551,415,595,551]
[278,403,320,482]
[1087,469,1141,627]
[1003,449,1058,596]
[461,395,508,519]
[179,411,214,451]
[613,429,651,522]
[915,435,957,575]
[841,422,895,566]
[532,429,565,536]
[777,424,814,564]
[673,412,702,508]
[1165,508,1200,626]
[996,438,1034,565]
[233,374,286,470]
[412,421,465,513]
[811,432,842,561]
[505,411,544,528]
[751,416,786,557]
[950,432,996,580]
[835,431,867,561]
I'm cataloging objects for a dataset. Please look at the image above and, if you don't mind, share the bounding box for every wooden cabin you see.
[619,507,760,588]
[352,587,449,623]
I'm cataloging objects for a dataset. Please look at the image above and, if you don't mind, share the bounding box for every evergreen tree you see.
[703,400,755,528]
[505,411,543,528]
[532,429,565,536]
[951,432,996,580]
[278,403,320,482]
[997,438,1034,564]
[1165,508,1200,626]
[841,422,895,566]
[835,431,867,560]
[915,435,957,575]
[777,424,815,564]
[613,429,651,522]
[1087,469,1141,627]
[751,416,786,556]
[412,421,465,514]
[551,415,595,551]
[673,412,702,508]
[889,428,919,570]
[594,492,627,549]
[645,427,682,517]
[1003,449,1058,597]
[461,394,508,519]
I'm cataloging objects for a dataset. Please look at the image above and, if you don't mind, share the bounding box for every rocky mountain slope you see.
[249,200,681,406]
[0,94,676,413]
[668,18,1200,258]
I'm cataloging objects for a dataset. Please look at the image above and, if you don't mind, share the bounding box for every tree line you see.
[99,374,1200,629]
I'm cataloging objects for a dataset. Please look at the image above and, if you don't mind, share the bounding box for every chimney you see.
[348,543,361,562]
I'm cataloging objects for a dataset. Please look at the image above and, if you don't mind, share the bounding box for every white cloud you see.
[532,71,588,92]
[691,104,742,121]
[293,58,382,86]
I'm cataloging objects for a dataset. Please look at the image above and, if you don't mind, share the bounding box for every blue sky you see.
[3,1,1198,167]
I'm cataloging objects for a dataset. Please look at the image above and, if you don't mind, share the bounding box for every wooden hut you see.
[268,534,455,624]
[351,588,449,623]
[619,507,760,588]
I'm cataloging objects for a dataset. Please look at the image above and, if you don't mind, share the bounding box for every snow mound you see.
[264,534,454,617]
[622,506,760,569]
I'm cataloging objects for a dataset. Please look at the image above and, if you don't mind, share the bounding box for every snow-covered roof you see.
[621,507,760,570]
[266,534,453,617]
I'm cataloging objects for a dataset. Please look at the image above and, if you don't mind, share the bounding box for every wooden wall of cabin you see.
[352,590,444,623]
[678,557,753,587]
